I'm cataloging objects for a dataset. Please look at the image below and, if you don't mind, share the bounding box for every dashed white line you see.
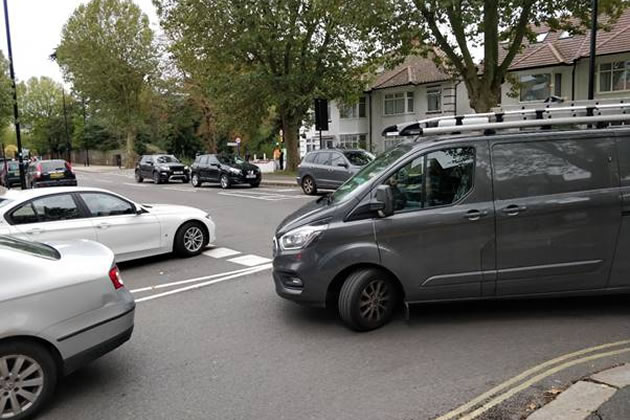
[228,254,272,267]
[135,263,272,303]
[203,247,241,258]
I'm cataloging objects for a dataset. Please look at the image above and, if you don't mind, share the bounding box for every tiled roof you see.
[505,9,630,70]
[369,54,452,90]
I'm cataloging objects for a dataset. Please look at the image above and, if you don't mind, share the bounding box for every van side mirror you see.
[375,185,394,217]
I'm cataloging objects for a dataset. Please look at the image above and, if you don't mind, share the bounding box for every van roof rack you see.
[382,99,630,138]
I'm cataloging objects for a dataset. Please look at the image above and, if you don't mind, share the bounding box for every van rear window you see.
[0,235,61,260]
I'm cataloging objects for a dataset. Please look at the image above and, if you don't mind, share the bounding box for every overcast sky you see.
[0,0,159,84]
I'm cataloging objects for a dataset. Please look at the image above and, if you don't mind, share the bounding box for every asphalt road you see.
[41,170,630,420]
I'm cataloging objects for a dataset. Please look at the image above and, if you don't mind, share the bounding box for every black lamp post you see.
[588,0,598,100]
[2,0,26,189]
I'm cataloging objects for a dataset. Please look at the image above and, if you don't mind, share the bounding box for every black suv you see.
[190,154,261,189]
[135,154,189,184]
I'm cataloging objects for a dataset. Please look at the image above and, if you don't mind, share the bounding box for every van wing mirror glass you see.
[375,185,394,217]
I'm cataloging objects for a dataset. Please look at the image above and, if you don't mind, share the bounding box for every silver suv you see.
[297,149,374,195]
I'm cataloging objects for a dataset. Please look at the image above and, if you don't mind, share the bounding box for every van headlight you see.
[279,224,327,251]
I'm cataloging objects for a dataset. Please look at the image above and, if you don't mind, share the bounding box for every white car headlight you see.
[279,224,327,251]
[228,167,241,175]
[185,165,190,171]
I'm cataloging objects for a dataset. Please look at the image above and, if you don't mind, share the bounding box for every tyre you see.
[220,174,231,189]
[153,171,162,185]
[174,221,208,257]
[338,268,399,331]
[249,180,260,188]
[301,176,317,195]
[135,171,143,183]
[191,174,202,188]
[0,340,58,420]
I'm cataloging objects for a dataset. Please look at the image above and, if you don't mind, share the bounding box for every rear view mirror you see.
[375,185,394,218]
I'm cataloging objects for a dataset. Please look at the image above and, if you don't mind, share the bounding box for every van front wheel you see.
[338,268,398,331]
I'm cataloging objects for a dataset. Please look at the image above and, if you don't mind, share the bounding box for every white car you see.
[0,187,216,262]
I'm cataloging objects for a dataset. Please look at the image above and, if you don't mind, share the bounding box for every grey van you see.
[297,149,374,195]
[273,125,630,331]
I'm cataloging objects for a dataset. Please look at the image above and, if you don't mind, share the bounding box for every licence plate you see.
[246,174,256,179]
[174,171,183,175]
[50,173,64,179]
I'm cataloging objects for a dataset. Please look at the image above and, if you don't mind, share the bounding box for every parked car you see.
[190,154,261,189]
[135,154,189,184]
[0,187,216,262]
[1,160,21,188]
[25,159,77,189]
[274,119,630,331]
[0,235,135,420]
[297,149,374,195]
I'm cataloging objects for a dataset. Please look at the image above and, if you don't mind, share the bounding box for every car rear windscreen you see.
[0,235,61,260]
[6,162,18,171]
[40,160,66,172]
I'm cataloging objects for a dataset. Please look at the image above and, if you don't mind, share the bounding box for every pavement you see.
[11,171,630,420]
[528,364,630,420]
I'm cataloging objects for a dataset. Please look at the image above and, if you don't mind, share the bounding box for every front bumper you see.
[273,249,330,308]
[228,172,261,184]
[158,171,189,181]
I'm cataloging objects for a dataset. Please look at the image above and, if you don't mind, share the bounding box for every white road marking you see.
[164,186,196,192]
[228,254,272,266]
[130,265,264,293]
[203,247,241,258]
[135,263,272,303]
[218,191,309,201]
[123,182,148,188]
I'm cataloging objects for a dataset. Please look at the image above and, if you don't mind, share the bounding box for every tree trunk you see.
[467,80,501,113]
[281,111,301,172]
[125,126,137,168]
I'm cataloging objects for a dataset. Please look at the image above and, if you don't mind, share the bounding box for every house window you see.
[384,92,414,115]
[599,61,630,92]
[427,87,442,112]
[519,73,551,102]
[339,97,367,119]
[535,32,548,43]
[338,134,367,149]
[554,74,562,97]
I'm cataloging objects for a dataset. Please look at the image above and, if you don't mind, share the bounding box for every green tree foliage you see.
[0,51,13,132]
[391,0,629,112]
[155,0,386,170]
[17,77,72,158]
[56,0,158,167]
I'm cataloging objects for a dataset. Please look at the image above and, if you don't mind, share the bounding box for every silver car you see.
[0,235,135,419]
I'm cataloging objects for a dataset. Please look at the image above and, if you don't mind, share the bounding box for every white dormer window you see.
[559,30,572,39]
[535,32,549,43]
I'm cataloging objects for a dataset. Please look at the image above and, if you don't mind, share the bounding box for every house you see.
[501,10,630,106]
[300,54,473,156]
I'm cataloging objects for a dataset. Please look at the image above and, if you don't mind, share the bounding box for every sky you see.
[0,0,160,84]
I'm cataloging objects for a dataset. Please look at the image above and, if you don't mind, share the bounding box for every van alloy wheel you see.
[0,354,45,418]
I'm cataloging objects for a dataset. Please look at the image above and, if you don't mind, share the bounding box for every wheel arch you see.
[0,335,64,374]
[325,263,405,310]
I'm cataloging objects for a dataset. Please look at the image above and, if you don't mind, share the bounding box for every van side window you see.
[385,147,475,212]
[492,139,612,200]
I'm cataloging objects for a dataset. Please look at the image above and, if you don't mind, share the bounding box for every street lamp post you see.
[2,0,26,189]
[588,0,598,100]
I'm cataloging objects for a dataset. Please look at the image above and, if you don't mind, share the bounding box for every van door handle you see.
[502,204,527,216]
[465,210,488,221]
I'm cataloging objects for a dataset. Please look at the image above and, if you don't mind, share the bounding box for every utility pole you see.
[3,0,26,189]
[82,98,89,166]
[588,0,598,100]
[62,89,71,163]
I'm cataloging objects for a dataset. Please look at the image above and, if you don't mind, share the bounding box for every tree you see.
[56,0,158,167]
[155,0,385,170]
[395,0,629,112]
[0,51,13,132]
